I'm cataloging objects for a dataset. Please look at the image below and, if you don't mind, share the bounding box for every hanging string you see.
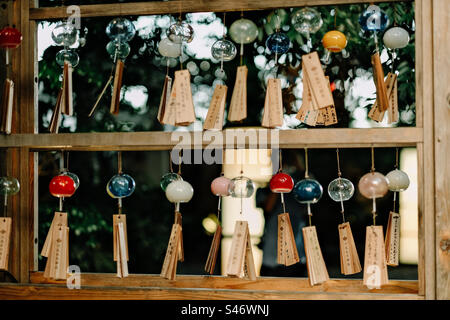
[278,149,283,173]
[177,149,182,175]
[370,147,375,173]
[220,148,225,175]
[240,148,244,215]
[371,147,377,225]
[393,147,399,212]
[169,151,174,173]
[240,10,244,66]
[334,6,338,29]
[59,150,65,211]
[304,148,309,178]
[220,12,227,71]
[336,148,345,222]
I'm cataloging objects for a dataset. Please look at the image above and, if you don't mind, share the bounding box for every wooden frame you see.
[0,0,447,300]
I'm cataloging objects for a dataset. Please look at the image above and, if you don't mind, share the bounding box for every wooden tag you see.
[110,59,124,115]
[368,72,395,122]
[261,78,283,128]
[226,221,256,280]
[204,84,227,130]
[228,66,248,122]
[42,212,67,258]
[302,52,334,110]
[174,211,184,262]
[160,223,182,280]
[61,62,73,116]
[363,225,389,289]
[205,224,222,274]
[0,218,12,270]
[166,69,196,126]
[277,213,299,266]
[387,76,399,123]
[48,224,68,280]
[338,222,362,275]
[0,79,14,134]
[116,222,129,278]
[302,226,329,286]
[385,211,400,267]
[157,75,174,125]
[371,53,389,112]
[113,214,129,261]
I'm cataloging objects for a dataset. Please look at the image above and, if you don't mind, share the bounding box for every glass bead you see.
[106,40,131,60]
[269,172,294,193]
[327,177,354,202]
[359,5,389,32]
[211,176,231,196]
[229,18,258,44]
[386,169,410,192]
[0,177,20,196]
[106,18,136,42]
[160,172,182,192]
[383,27,410,49]
[167,21,194,44]
[211,39,237,61]
[229,176,255,198]
[266,32,290,54]
[358,172,388,199]
[165,180,194,203]
[291,8,323,35]
[293,178,323,204]
[55,49,80,68]
[158,38,182,58]
[106,173,136,199]
[51,22,77,47]
[49,175,76,198]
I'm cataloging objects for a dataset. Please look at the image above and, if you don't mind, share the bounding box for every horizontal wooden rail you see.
[29,0,411,20]
[0,272,422,300]
[0,128,422,151]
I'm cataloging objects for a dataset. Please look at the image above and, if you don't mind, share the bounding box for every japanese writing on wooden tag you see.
[226,220,256,280]
[110,59,124,115]
[369,72,397,123]
[0,79,14,134]
[338,222,362,275]
[387,75,399,123]
[205,224,222,274]
[0,218,12,270]
[204,84,227,130]
[385,211,400,267]
[277,213,299,266]
[48,224,69,280]
[363,225,388,289]
[228,66,248,122]
[113,214,129,262]
[166,69,196,126]
[160,223,182,280]
[371,53,389,112]
[116,221,129,278]
[302,52,334,110]
[261,78,283,128]
[302,226,329,286]
[42,212,68,258]
[157,75,174,125]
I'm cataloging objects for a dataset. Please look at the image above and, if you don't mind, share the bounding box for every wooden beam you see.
[432,0,449,301]
[0,128,422,151]
[29,0,411,20]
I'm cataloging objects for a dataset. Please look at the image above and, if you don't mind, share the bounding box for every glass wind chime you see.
[270,150,299,267]
[48,21,80,133]
[205,152,230,274]
[328,149,361,275]
[384,148,409,267]
[261,12,291,128]
[42,152,79,280]
[227,13,258,123]
[358,147,389,289]
[88,18,135,117]
[226,149,257,280]
[294,8,337,127]
[107,151,135,278]
[0,25,22,134]
[0,176,20,271]
[157,15,196,127]
[161,151,193,280]
[203,13,237,130]
[293,148,329,286]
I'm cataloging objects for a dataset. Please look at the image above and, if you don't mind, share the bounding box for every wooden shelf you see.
[0,128,422,151]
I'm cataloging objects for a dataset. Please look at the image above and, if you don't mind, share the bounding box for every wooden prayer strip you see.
[228,66,248,122]
[226,220,256,280]
[369,72,397,123]
[166,69,196,126]
[160,223,182,280]
[387,76,399,123]
[110,59,124,115]
[338,222,362,275]
[385,211,401,267]
[61,62,73,116]
[41,212,68,258]
[0,218,12,270]
[116,222,129,278]
[371,52,389,112]
[205,224,222,275]
[157,75,175,125]
[113,214,129,261]
[302,226,329,286]
[47,224,69,280]
[204,84,227,130]
[277,213,299,266]
[363,225,389,289]
[0,79,14,134]
[261,78,283,128]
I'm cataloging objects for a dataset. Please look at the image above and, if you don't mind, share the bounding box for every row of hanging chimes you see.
[226,220,256,280]
[49,61,73,133]
[296,52,337,126]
